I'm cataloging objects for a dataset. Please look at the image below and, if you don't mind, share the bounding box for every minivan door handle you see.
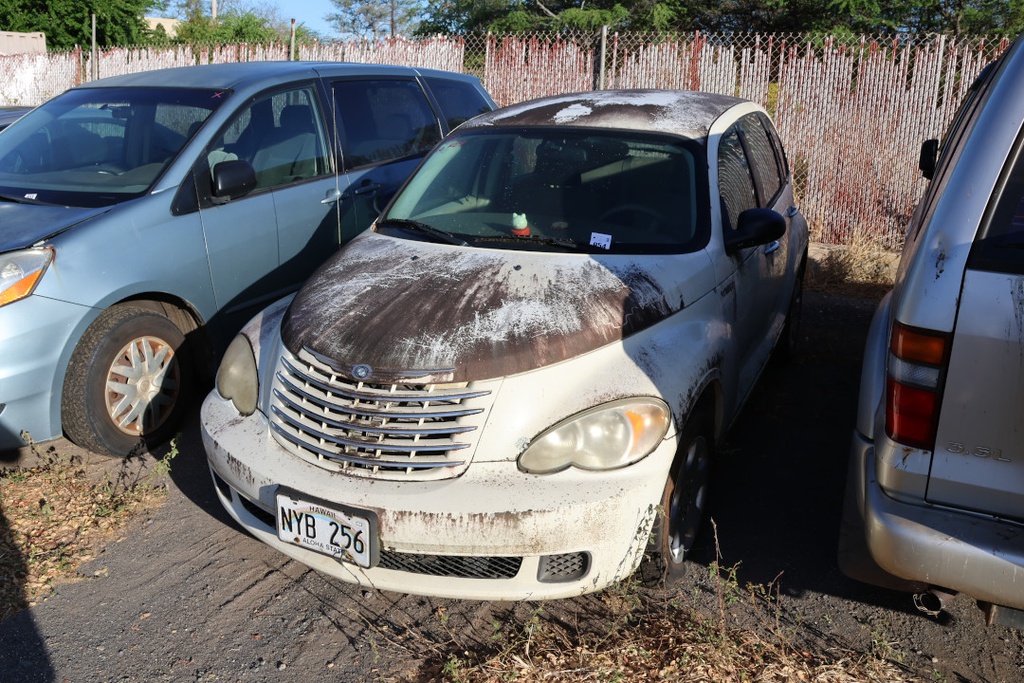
[763,240,781,255]
[353,182,381,196]
[785,206,799,217]
[321,188,343,205]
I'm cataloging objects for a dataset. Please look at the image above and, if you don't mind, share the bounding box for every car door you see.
[193,82,341,331]
[929,140,1024,521]
[716,123,775,396]
[736,113,795,338]
[329,78,444,239]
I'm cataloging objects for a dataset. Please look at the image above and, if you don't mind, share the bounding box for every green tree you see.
[0,0,153,50]
[327,0,425,38]
[172,0,286,43]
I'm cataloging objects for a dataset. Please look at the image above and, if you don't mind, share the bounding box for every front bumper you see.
[851,430,1024,610]
[201,392,671,601]
[0,295,92,450]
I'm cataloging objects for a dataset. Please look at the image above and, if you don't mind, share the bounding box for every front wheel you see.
[654,409,713,580]
[62,304,194,457]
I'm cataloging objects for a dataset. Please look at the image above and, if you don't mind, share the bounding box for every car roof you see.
[461,89,747,139]
[73,61,478,91]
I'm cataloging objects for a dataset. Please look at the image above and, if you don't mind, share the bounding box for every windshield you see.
[0,87,228,208]
[381,128,709,254]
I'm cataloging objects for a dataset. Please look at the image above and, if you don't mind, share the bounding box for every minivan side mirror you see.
[919,138,939,180]
[211,159,257,203]
[725,207,786,254]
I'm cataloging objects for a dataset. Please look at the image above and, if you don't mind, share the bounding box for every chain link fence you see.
[0,31,1009,247]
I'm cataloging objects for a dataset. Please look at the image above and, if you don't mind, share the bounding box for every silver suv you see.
[839,34,1024,628]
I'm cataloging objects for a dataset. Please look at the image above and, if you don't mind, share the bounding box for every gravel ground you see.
[0,289,1022,683]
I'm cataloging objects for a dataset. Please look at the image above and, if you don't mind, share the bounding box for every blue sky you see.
[268,0,338,38]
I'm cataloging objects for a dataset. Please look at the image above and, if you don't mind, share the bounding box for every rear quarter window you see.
[969,135,1024,274]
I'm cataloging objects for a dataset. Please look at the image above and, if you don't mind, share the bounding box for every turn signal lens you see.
[0,248,53,307]
[885,322,949,450]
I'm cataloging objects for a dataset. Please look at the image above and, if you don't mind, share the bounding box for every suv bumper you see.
[850,430,1024,610]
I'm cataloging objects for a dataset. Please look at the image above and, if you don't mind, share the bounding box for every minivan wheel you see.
[62,305,194,457]
[655,410,712,579]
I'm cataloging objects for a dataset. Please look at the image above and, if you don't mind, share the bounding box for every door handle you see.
[763,240,780,255]
[785,206,799,217]
[353,182,381,196]
[321,188,342,205]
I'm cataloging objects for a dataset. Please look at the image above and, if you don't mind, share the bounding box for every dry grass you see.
[419,532,924,683]
[0,438,175,619]
[807,237,900,298]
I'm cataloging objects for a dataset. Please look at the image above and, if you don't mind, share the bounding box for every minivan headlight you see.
[0,248,53,307]
[216,334,258,416]
[518,398,671,474]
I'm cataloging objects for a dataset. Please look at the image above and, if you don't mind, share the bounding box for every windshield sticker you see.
[590,232,612,250]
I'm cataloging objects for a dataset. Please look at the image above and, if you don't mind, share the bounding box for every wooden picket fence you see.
[0,31,1009,247]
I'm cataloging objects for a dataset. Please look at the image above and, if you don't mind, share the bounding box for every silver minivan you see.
[839,34,1024,628]
[0,62,494,456]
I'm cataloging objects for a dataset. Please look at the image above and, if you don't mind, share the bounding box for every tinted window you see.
[206,85,329,192]
[718,126,758,232]
[738,114,783,203]
[422,77,492,130]
[333,79,442,168]
[969,139,1024,274]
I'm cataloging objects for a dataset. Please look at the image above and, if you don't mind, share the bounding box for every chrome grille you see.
[270,346,492,480]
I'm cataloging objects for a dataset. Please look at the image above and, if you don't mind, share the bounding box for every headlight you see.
[0,248,53,307]
[518,398,671,474]
[216,334,258,416]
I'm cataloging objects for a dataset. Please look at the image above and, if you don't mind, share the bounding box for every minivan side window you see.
[333,79,442,168]
[422,77,492,130]
[207,85,330,192]
[718,126,758,233]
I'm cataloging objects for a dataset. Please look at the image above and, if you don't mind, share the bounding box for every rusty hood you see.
[281,231,715,383]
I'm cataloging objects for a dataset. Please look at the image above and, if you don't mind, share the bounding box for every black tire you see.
[62,304,194,457]
[654,408,713,580]
[776,262,805,362]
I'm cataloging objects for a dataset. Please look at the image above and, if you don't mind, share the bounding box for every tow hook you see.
[913,587,956,616]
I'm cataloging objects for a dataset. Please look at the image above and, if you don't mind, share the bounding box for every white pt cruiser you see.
[201,90,808,600]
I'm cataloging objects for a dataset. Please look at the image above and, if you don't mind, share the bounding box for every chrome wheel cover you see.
[104,335,180,436]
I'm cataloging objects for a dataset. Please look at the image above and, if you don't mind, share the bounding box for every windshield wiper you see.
[377,218,468,246]
[472,234,587,251]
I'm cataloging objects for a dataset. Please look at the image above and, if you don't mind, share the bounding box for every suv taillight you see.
[885,321,949,450]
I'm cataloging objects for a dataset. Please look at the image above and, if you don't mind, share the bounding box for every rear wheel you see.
[62,304,194,457]
[655,409,713,579]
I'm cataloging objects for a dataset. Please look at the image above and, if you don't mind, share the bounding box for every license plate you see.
[276,490,377,568]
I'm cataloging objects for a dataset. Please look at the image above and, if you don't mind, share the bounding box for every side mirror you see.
[211,159,256,203]
[725,207,786,254]
[919,139,939,180]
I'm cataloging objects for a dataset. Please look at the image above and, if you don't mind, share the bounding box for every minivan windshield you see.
[381,128,709,254]
[0,87,227,208]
